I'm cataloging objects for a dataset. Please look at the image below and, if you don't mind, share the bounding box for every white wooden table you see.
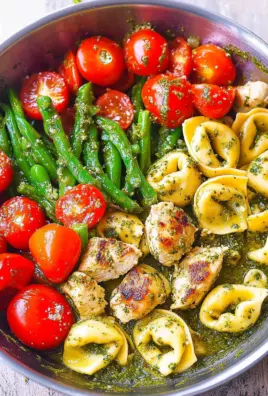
[0,0,268,394]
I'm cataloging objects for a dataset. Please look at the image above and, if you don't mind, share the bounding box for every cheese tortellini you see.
[232,108,268,165]
[147,150,202,206]
[96,210,144,248]
[194,175,248,234]
[62,272,107,319]
[133,309,197,376]
[247,150,268,197]
[171,246,227,310]
[200,284,268,333]
[110,264,170,323]
[248,236,268,265]
[247,210,268,232]
[244,269,267,288]
[183,116,244,177]
[63,317,129,375]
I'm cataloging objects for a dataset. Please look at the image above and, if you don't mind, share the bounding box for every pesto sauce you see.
[225,44,268,74]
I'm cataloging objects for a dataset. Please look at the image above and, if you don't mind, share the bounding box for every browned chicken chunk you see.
[145,202,197,266]
[171,246,227,310]
[110,264,170,323]
[78,237,142,282]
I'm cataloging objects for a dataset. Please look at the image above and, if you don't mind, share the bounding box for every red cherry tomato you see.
[77,36,125,86]
[55,184,106,228]
[192,44,236,85]
[29,224,81,284]
[124,29,169,76]
[20,72,70,120]
[192,84,236,119]
[59,50,83,95]
[168,37,193,77]
[96,89,134,130]
[0,197,46,250]
[142,74,194,128]
[0,151,13,193]
[60,107,75,136]
[0,253,34,310]
[7,284,74,349]
[110,69,135,92]
[0,235,7,254]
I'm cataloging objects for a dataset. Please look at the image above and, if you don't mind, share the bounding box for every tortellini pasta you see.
[63,317,129,375]
[183,116,244,177]
[133,309,197,376]
[96,210,144,248]
[194,175,248,234]
[147,150,202,206]
[232,108,268,165]
[247,150,268,197]
[171,246,227,310]
[200,284,268,332]
[244,269,267,288]
[110,264,170,323]
[248,236,268,265]
[62,272,107,319]
[247,210,268,232]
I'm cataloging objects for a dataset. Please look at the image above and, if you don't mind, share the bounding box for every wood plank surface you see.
[0,0,267,394]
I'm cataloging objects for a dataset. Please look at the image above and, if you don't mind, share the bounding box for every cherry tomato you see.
[192,84,236,119]
[77,36,125,86]
[55,184,106,228]
[0,235,7,254]
[0,151,13,193]
[0,197,46,250]
[29,224,81,284]
[192,44,236,85]
[59,50,83,95]
[110,69,135,92]
[7,284,74,349]
[60,107,75,136]
[124,29,169,76]
[0,253,34,310]
[96,89,134,130]
[20,72,70,120]
[168,37,193,77]
[142,74,193,128]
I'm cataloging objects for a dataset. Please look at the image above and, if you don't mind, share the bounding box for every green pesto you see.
[225,44,268,74]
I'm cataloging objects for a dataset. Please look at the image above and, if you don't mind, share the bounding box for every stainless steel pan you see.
[0,1,267,394]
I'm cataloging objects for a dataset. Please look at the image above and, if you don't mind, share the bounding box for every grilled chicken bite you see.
[62,272,107,319]
[110,264,170,323]
[171,246,227,310]
[145,202,197,266]
[78,237,142,282]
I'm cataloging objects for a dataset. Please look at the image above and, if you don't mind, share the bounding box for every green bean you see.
[20,137,36,166]
[135,159,157,207]
[9,90,58,181]
[30,164,58,200]
[138,110,151,174]
[96,116,141,191]
[40,134,58,158]
[84,125,141,213]
[131,143,141,155]
[156,126,182,158]
[37,96,99,187]
[17,182,57,222]
[0,114,12,156]
[102,141,122,189]
[131,77,146,122]
[58,166,76,196]
[1,104,32,182]
[71,223,88,253]
[71,82,98,158]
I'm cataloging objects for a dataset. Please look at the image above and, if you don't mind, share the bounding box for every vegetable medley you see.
[1,24,268,382]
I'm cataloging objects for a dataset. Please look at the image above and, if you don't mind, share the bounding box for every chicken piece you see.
[233,81,268,113]
[171,246,227,310]
[78,237,142,282]
[145,202,197,266]
[62,272,107,319]
[110,264,170,323]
